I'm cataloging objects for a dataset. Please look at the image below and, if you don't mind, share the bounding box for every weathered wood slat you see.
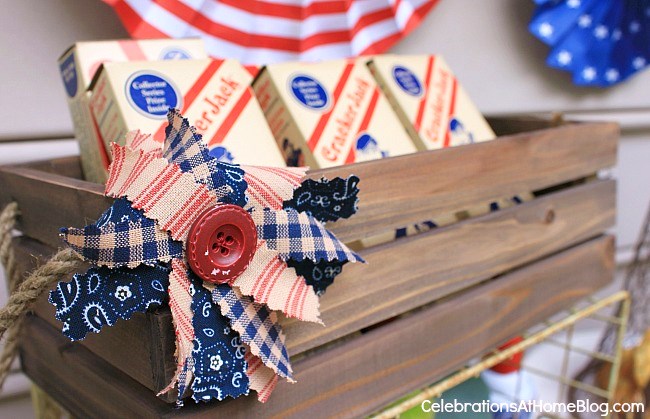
[17,179,615,398]
[12,237,178,402]
[0,166,109,248]
[486,115,563,136]
[21,236,614,418]
[20,316,171,419]
[308,122,618,241]
[282,179,615,353]
[0,122,618,247]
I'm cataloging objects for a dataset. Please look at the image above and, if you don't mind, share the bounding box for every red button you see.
[186,204,258,285]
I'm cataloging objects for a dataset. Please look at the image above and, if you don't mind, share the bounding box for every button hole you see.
[217,232,225,240]
[221,248,230,256]
[211,243,218,250]
[225,236,234,245]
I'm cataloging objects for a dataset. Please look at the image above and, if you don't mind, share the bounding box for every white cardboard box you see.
[253,59,416,168]
[89,58,285,167]
[368,54,496,150]
[59,38,208,183]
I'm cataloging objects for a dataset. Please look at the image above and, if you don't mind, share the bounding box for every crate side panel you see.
[283,179,616,353]
[1,122,618,245]
[20,236,613,418]
[20,315,172,419]
[308,122,618,241]
[15,179,615,395]
[176,236,615,418]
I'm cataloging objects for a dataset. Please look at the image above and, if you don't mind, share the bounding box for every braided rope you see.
[0,203,80,389]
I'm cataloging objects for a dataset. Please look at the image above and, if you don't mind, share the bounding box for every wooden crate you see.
[0,117,618,418]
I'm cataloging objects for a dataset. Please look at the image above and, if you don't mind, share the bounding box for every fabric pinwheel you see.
[529,0,650,87]
[49,109,364,404]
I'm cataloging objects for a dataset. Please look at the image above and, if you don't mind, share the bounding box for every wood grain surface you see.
[15,178,615,398]
[20,236,614,418]
[0,122,618,247]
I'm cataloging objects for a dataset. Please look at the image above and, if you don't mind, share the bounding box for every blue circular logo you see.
[159,47,192,60]
[60,53,78,98]
[392,65,423,96]
[289,75,329,110]
[125,72,181,119]
[208,146,235,163]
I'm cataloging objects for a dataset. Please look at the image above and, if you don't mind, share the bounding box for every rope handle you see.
[0,203,81,389]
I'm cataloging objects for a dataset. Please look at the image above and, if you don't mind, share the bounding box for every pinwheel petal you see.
[241,165,307,211]
[160,259,195,397]
[189,274,249,402]
[105,143,220,242]
[233,241,322,324]
[61,218,182,269]
[286,258,347,296]
[163,109,246,206]
[125,130,162,157]
[245,347,279,403]
[212,286,294,381]
[48,264,169,341]
[283,175,360,223]
[252,207,364,264]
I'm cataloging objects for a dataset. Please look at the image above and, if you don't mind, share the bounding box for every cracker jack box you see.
[252,59,417,168]
[58,38,208,183]
[367,54,496,150]
[89,58,286,167]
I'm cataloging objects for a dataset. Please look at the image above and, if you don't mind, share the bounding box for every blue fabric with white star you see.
[48,264,170,341]
[163,109,248,207]
[530,0,650,86]
[283,175,360,223]
[189,275,249,402]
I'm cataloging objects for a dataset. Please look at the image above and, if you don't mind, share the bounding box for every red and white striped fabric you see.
[233,241,321,323]
[104,0,440,64]
[245,346,279,403]
[159,259,195,395]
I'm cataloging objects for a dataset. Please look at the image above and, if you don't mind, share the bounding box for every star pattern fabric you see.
[530,0,650,86]
[50,109,363,405]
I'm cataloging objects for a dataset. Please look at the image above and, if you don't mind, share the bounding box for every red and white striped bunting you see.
[104,0,439,64]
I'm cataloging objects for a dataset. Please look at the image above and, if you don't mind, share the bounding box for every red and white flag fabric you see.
[104,0,439,64]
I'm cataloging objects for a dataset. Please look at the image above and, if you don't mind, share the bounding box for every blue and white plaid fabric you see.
[60,198,183,268]
[49,264,170,341]
[252,207,364,264]
[212,285,293,381]
[163,109,247,207]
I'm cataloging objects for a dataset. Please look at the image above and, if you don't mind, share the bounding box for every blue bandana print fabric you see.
[163,109,248,207]
[189,276,250,402]
[286,258,347,295]
[49,264,170,341]
[283,176,360,223]
[530,0,650,86]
